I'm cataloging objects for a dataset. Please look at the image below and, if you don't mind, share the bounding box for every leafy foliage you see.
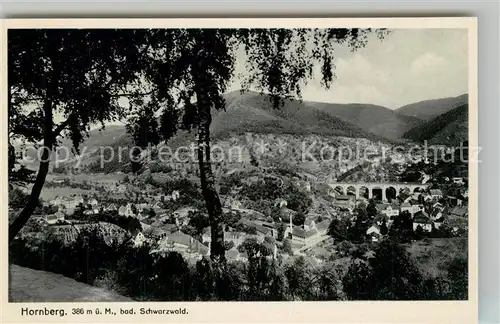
[9,29,148,149]
[327,218,350,241]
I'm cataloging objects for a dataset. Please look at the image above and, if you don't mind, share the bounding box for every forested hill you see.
[402,103,468,145]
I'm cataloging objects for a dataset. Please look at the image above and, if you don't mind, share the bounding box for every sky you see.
[228,28,469,109]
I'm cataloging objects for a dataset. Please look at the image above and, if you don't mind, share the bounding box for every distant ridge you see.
[17,90,471,171]
[307,100,421,140]
[396,93,468,121]
[211,90,379,140]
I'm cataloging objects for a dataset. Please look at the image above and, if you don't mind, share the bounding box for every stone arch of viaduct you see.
[328,182,430,202]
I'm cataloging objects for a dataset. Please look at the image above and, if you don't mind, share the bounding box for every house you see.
[173,206,196,219]
[118,206,126,216]
[404,193,421,204]
[172,207,196,227]
[152,194,163,202]
[118,203,137,217]
[146,222,178,236]
[304,219,316,231]
[274,198,288,209]
[153,207,166,217]
[202,227,246,248]
[237,218,275,238]
[171,190,180,201]
[366,224,381,242]
[50,195,85,210]
[104,204,118,212]
[433,216,445,229]
[143,227,168,241]
[379,202,400,218]
[409,204,424,215]
[356,197,369,206]
[446,196,463,207]
[45,211,65,225]
[423,194,434,202]
[283,219,330,248]
[89,198,99,208]
[285,226,308,246]
[400,202,412,213]
[137,203,149,212]
[225,248,248,262]
[152,231,209,260]
[259,221,278,236]
[45,214,58,225]
[375,203,389,213]
[174,217,190,227]
[132,232,147,247]
[420,172,431,184]
[314,219,330,236]
[202,228,212,245]
[430,208,444,221]
[229,199,244,210]
[53,177,66,184]
[254,223,274,238]
[62,207,76,216]
[430,189,443,199]
[412,212,433,232]
[433,202,444,210]
[84,209,97,216]
[153,201,164,209]
[374,214,389,225]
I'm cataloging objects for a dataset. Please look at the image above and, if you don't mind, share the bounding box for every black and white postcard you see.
[2,17,478,324]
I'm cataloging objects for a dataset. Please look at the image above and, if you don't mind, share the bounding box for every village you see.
[33,161,469,267]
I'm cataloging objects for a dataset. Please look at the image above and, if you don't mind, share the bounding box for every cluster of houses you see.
[193,197,334,260]
[149,230,210,262]
[284,217,331,250]
[40,173,469,264]
[44,189,182,224]
[363,190,468,242]
[201,226,278,262]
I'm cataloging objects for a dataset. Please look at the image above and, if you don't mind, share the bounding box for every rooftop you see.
[413,212,432,224]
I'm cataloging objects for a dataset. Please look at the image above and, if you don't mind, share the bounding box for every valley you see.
[9,91,470,301]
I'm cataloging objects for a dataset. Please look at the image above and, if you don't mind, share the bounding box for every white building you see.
[171,190,180,201]
[366,224,381,242]
[118,203,137,217]
[45,211,65,225]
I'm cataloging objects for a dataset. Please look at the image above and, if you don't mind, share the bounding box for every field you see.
[47,173,125,184]
[38,187,98,201]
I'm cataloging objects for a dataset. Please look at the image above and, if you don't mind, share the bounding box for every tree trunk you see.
[195,93,226,263]
[9,100,53,243]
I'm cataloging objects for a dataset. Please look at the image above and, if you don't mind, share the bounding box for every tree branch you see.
[53,118,71,138]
